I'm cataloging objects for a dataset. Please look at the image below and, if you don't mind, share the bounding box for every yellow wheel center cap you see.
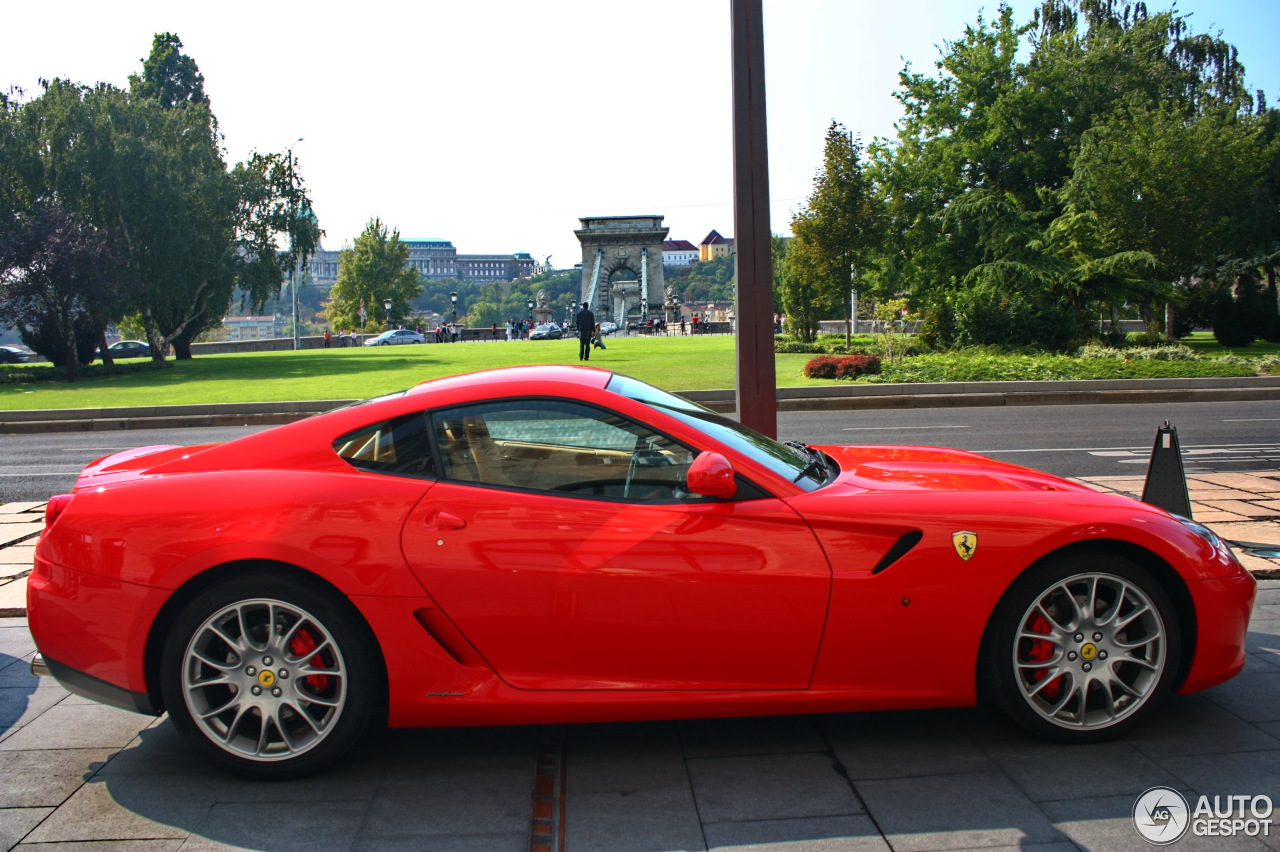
[258,670,276,688]
[1081,643,1098,660]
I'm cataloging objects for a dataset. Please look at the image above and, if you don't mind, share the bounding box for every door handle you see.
[424,511,466,531]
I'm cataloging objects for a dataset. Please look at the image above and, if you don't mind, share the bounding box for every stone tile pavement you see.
[1076,471,1280,577]
[2,480,1280,851]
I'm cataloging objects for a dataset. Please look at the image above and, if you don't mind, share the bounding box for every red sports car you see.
[29,366,1254,778]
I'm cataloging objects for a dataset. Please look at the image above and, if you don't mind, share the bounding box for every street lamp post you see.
[286,137,304,351]
[450,292,458,342]
[527,299,534,325]
[383,298,393,332]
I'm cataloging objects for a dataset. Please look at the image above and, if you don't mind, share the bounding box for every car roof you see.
[407,364,611,398]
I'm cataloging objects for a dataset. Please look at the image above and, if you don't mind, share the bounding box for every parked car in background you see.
[97,340,155,359]
[0,344,32,364]
[363,329,426,346]
[598,322,618,336]
[529,323,563,340]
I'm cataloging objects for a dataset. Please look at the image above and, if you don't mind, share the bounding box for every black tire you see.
[160,573,382,779]
[983,550,1181,742]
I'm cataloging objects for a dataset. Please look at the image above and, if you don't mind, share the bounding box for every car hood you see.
[817,444,1091,494]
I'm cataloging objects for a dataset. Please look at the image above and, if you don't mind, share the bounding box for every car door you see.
[400,398,833,691]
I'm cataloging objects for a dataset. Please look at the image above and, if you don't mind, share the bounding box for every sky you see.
[4,0,1278,271]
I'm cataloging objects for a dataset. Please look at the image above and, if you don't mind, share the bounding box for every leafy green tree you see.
[0,203,121,379]
[465,300,505,328]
[770,233,788,314]
[869,0,1263,350]
[0,35,319,365]
[1068,103,1277,339]
[326,218,423,332]
[779,235,837,342]
[128,32,206,109]
[791,122,882,347]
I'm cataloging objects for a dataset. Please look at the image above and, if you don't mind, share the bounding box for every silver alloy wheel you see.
[180,598,347,762]
[1013,572,1166,730]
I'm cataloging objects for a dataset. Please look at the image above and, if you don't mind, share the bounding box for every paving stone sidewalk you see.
[2,477,1279,851]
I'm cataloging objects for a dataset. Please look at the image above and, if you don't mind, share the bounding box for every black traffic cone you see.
[1141,421,1192,518]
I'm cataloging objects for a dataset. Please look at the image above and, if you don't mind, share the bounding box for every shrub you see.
[803,354,882,380]
[775,340,827,354]
[1124,330,1167,347]
[1077,344,1202,361]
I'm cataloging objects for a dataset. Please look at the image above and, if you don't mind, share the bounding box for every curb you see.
[2,377,1279,433]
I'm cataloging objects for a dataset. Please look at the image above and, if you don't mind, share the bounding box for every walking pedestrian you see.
[575,301,595,361]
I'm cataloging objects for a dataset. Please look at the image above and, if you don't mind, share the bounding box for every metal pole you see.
[287,138,303,351]
[292,265,300,350]
[731,0,777,437]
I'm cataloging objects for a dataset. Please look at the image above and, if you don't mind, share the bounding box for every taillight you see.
[44,494,73,530]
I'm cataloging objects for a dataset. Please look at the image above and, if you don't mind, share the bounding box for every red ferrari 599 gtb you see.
[29,366,1254,777]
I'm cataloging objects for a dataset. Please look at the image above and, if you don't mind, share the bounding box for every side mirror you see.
[687,451,737,499]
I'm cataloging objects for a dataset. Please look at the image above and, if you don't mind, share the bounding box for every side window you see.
[431,400,704,502]
[332,413,435,478]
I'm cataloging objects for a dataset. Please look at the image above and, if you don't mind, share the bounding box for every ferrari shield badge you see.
[952,531,978,561]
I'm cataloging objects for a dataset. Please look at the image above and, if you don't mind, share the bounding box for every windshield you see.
[607,373,827,491]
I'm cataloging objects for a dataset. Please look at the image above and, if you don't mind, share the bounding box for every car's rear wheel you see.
[160,574,380,779]
[986,551,1180,742]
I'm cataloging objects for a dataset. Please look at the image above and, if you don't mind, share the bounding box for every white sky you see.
[4,1,1277,270]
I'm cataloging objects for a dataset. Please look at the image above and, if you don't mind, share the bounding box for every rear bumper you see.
[27,553,169,702]
[34,652,158,715]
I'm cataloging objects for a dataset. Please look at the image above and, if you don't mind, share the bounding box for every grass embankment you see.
[0,332,1271,411]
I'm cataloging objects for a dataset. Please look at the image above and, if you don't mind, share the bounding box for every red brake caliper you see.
[289,628,330,693]
[1026,613,1062,700]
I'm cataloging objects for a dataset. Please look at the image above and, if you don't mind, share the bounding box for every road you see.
[782,399,1280,478]
[2,399,1278,503]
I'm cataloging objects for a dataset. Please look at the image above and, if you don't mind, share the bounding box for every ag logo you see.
[952,531,978,561]
[257,670,276,689]
[1133,786,1189,844]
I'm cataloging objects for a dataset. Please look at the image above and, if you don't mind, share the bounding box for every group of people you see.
[322,329,361,347]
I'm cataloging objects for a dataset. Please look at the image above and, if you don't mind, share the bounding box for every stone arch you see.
[575,216,668,323]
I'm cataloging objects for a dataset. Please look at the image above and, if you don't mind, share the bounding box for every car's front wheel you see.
[985,550,1180,742]
[160,574,381,779]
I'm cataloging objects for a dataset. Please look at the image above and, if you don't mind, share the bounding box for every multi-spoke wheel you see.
[986,551,1181,742]
[161,574,381,778]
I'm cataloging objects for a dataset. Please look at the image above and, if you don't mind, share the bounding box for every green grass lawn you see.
[1180,331,1280,357]
[0,336,838,410]
[0,332,1270,411]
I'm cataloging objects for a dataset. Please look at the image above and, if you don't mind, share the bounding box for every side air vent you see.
[871,530,924,575]
[414,607,485,666]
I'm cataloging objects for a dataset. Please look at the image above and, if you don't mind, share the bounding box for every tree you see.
[770,233,788,315]
[0,204,121,380]
[1068,103,1277,339]
[779,235,837,342]
[128,32,206,109]
[123,35,320,359]
[868,0,1265,349]
[325,219,423,333]
[790,122,882,347]
[0,34,320,367]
